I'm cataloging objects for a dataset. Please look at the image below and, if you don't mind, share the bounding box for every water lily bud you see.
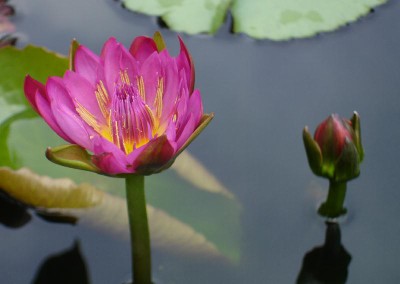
[303,112,364,182]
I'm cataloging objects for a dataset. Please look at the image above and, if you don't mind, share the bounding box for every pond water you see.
[2,0,400,283]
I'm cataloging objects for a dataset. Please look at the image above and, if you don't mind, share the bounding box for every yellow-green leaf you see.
[122,0,387,40]
[0,167,102,208]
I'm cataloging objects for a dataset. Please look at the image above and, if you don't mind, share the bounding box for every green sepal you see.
[46,144,101,173]
[153,31,166,52]
[68,39,80,71]
[351,111,364,162]
[303,126,323,176]
[333,138,360,182]
[176,113,214,157]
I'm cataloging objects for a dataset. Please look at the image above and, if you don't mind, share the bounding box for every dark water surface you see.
[2,0,400,283]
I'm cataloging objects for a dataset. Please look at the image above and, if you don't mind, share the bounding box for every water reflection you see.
[0,0,17,47]
[297,221,351,284]
[32,240,90,284]
[0,190,31,228]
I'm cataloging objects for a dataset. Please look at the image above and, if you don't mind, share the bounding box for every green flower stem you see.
[318,180,347,218]
[125,175,152,284]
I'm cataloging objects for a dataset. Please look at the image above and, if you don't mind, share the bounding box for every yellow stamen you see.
[137,76,146,101]
[154,78,164,119]
[76,102,101,132]
[95,80,110,120]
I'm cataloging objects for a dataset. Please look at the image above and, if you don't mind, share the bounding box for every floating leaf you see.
[123,0,231,35]
[122,0,386,40]
[231,0,387,40]
[0,45,68,112]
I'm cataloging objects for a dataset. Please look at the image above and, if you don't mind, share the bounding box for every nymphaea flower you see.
[24,32,213,176]
[303,112,363,183]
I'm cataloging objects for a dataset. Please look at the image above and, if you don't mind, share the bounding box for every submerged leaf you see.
[0,167,103,208]
[122,0,386,40]
[172,151,234,199]
[50,193,223,259]
[0,167,223,259]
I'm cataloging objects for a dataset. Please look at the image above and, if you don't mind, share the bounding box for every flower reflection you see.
[0,0,15,47]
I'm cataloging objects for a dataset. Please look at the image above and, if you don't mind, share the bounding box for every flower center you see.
[76,70,166,155]
[110,72,156,154]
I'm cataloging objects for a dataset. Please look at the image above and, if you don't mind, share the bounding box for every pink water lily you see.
[24,33,213,175]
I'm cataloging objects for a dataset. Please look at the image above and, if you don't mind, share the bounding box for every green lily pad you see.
[0,45,241,262]
[0,45,67,116]
[122,0,386,40]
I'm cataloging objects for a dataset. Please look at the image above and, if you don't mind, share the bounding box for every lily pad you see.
[122,0,386,40]
[0,45,67,114]
[0,45,241,262]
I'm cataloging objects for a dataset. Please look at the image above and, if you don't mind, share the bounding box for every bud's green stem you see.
[126,175,152,284]
[318,180,347,218]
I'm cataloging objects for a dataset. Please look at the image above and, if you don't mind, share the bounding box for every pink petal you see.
[35,91,74,143]
[173,76,190,130]
[46,77,94,150]
[176,113,196,149]
[92,152,130,174]
[51,101,95,151]
[46,77,75,110]
[139,51,163,106]
[100,37,118,61]
[101,38,120,91]
[159,51,180,118]
[164,121,177,142]
[129,36,158,63]
[92,136,130,174]
[131,135,177,174]
[102,39,138,94]
[177,36,195,92]
[188,89,203,125]
[24,75,45,113]
[118,46,139,84]
[74,45,101,83]
[63,70,107,126]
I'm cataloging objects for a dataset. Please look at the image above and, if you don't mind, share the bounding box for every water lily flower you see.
[303,112,363,183]
[24,33,213,176]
